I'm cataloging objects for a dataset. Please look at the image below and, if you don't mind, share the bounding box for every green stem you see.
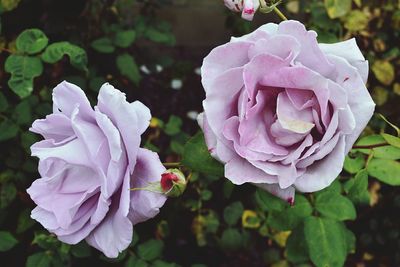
[0,47,14,54]
[365,150,374,168]
[162,162,182,168]
[273,6,288,21]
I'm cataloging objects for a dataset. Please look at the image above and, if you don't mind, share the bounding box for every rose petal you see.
[278,20,335,78]
[201,42,252,93]
[276,91,314,134]
[31,138,92,168]
[203,68,244,140]
[52,81,94,121]
[248,35,301,62]
[129,148,167,224]
[225,155,277,185]
[231,23,278,42]
[86,169,132,258]
[223,116,274,161]
[319,38,368,83]
[30,114,74,143]
[326,55,375,153]
[295,136,346,192]
[97,83,148,173]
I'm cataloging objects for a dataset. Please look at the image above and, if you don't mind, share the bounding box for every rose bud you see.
[161,169,187,197]
[223,0,260,21]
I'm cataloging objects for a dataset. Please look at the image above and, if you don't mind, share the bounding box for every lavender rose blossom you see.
[27,81,166,257]
[199,20,375,201]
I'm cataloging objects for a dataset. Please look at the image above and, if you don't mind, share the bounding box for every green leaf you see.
[26,252,51,267]
[0,182,17,208]
[182,132,224,176]
[344,153,365,174]
[372,86,388,106]
[355,135,400,160]
[16,209,35,234]
[125,256,148,267]
[286,225,309,264]
[114,30,136,48]
[152,260,179,267]
[41,41,88,71]
[0,119,19,141]
[164,115,182,136]
[16,29,48,54]
[367,158,400,185]
[315,192,356,221]
[0,92,9,112]
[220,228,242,251]
[137,239,164,261]
[315,179,342,196]
[372,60,395,85]
[201,189,213,201]
[267,195,312,231]
[89,76,106,92]
[344,169,370,204]
[5,55,43,98]
[339,223,356,254]
[255,188,286,212]
[223,201,244,226]
[116,53,141,85]
[21,132,38,152]
[33,233,59,250]
[381,133,400,148]
[304,217,347,267]
[12,99,32,125]
[0,231,18,251]
[71,241,91,258]
[144,27,175,45]
[223,180,234,199]
[324,0,352,19]
[91,37,115,53]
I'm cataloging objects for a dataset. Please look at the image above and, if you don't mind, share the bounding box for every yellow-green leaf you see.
[344,10,369,32]
[381,133,400,148]
[372,87,388,106]
[324,0,352,18]
[372,60,395,85]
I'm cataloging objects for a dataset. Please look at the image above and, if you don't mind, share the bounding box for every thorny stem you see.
[352,142,389,150]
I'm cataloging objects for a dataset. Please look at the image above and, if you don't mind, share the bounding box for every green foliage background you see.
[0,0,399,266]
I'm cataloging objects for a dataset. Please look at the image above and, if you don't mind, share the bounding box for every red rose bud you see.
[161,169,186,197]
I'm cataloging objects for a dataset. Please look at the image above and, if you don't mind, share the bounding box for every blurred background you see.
[0,0,399,266]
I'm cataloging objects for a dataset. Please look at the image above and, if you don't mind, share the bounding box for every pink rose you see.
[199,20,375,201]
[27,81,166,257]
[223,0,260,21]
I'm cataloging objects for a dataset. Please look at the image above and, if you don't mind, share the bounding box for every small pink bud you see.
[243,8,255,15]
[161,169,187,197]
[223,0,244,13]
[223,0,260,21]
